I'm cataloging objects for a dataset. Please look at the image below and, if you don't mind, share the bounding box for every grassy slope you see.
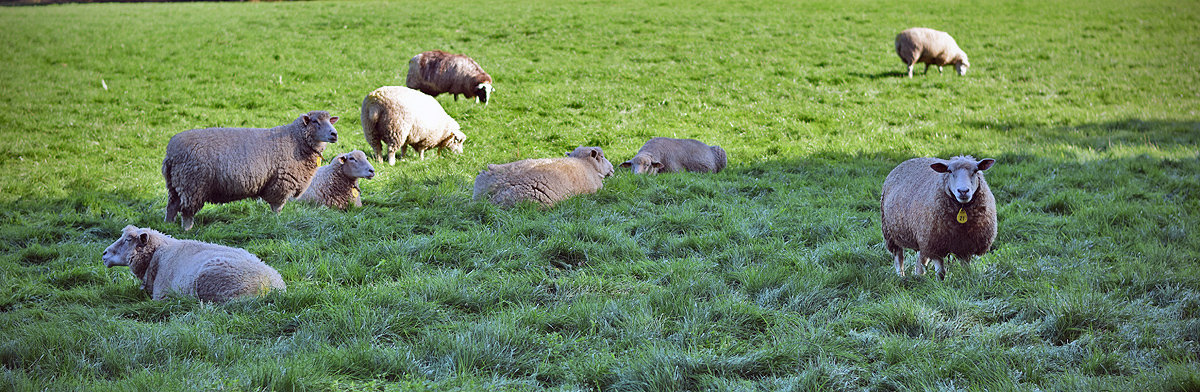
[1,0,1198,390]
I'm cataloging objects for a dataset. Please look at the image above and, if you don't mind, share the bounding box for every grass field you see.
[2,0,1199,390]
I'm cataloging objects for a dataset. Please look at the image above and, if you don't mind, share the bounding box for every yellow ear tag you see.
[956,208,968,223]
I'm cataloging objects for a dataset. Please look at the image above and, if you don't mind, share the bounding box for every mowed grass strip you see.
[1,0,1198,390]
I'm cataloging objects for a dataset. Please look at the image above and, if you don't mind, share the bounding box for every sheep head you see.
[476,83,494,105]
[954,54,970,76]
[931,156,994,204]
[568,146,615,178]
[302,111,340,143]
[440,129,467,154]
[620,154,664,175]
[338,150,375,180]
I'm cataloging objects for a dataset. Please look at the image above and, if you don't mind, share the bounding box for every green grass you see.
[2,0,1198,390]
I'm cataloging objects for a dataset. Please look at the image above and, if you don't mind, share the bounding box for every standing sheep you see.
[163,111,339,231]
[620,137,727,175]
[895,27,970,78]
[362,86,466,165]
[295,150,375,210]
[881,155,996,280]
[406,50,495,105]
[102,225,286,301]
[473,146,615,208]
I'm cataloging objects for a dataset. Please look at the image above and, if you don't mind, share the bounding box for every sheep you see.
[361,86,466,165]
[619,137,727,175]
[895,27,970,78]
[881,155,996,280]
[406,50,495,105]
[295,150,375,210]
[163,111,339,231]
[473,146,615,208]
[101,225,285,301]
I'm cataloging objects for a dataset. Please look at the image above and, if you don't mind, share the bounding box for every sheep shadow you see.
[848,70,908,80]
[963,119,1200,152]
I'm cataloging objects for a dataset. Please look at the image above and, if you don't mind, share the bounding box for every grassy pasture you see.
[1,0,1199,390]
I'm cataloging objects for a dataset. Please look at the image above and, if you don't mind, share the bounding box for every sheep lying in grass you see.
[163,111,339,231]
[473,147,615,208]
[102,225,285,301]
[362,86,466,165]
[620,137,727,174]
[895,27,970,77]
[406,50,495,105]
[881,156,996,280]
[296,150,375,210]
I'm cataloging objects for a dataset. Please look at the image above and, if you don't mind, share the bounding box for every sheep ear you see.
[338,155,347,164]
[930,162,951,173]
[590,149,598,158]
[619,161,632,168]
[137,232,149,248]
[652,161,664,169]
[977,159,995,171]
[329,116,339,124]
[302,114,311,124]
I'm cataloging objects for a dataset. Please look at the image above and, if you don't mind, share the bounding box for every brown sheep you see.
[406,50,494,105]
[881,156,996,280]
[620,137,727,175]
[163,111,339,231]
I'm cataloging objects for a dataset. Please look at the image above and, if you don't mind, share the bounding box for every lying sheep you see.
[881,155,996,280]
[406,50,494,105]
[620,137,727,175]
[163,111,339,231]
[102,225,285,301]
[295,150,375,210]
[473,146,615,208]
[362,86,466,165]
[895,27,970,78]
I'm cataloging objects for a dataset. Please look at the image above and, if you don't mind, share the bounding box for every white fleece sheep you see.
[102,225,285,301]
[296,150,375,210]
[895,27,970,78]
[406,50,495,105]
[163,111,339,231]
[881,156,996,280]
[361,86,466,165]
[620,137,727,175]
[473,146,615,208]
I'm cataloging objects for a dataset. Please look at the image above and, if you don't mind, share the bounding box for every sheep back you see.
[102,226,285,301]
[621,137,727,174]
[881,156,996,262]
[362,86,465,164]
[406,50,494,104]
[163,111,339,230]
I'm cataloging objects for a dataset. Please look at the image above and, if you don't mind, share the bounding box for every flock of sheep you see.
[102,28,993,301]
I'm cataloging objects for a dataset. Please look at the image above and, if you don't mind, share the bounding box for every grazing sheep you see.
[101,225,286,301]
[295,150,375,210]
[895,27,970,77]
[620,137,727,175]
[473,146,615,208]
[881,155,996,280]
[406,50,495,105]
[361,86,466,165]
[163,111,339,231]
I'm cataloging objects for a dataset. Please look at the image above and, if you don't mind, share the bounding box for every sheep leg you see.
[369,139,384,163]
[906,63,914,78]
[937,65,943,74]
[892,250,906,277]
[399,144,408,161]
[165,187,180,224]
[923,63,931,75]
[418,148,426,160]
[387,144,399,166]
[913,251,927,276]
[932,257,946,280]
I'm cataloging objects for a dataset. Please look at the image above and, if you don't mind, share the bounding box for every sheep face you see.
[102,225,145,268]
[620,154,664,175]
[338,150,375,180]
[476,83,494,105]
[955,60,969,76]
[441,129,466,154]
[931,157,995,204]
[303,112,340,143]
[568,146,615,178]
